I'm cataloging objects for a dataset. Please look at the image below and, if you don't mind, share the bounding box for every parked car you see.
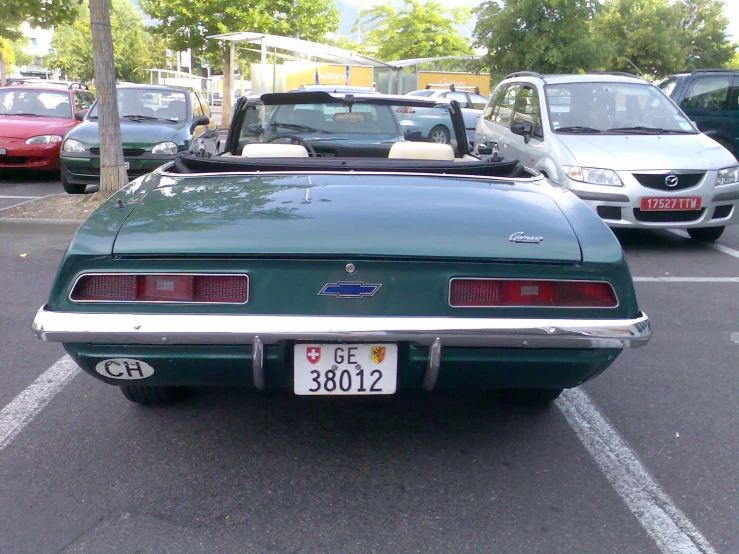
[60,84,219,194]
[0,83,95,171]
[32,91,650,407]
[474,72,739,242]
[407,85,489,145]
[658,69,739,160]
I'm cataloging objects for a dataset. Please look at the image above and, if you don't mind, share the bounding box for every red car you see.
[0,83,95,171]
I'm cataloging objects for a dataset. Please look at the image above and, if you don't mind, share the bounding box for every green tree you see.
[356,0,471,61]
[139,0,339,70]
[0,0,82,84]
[473,0,602,82]
[47,0,167,83]
[594,0,734,77]
[10,40,33,67]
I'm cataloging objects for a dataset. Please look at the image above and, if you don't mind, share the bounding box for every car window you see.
[681,76,731,111]
[88,89,188,121]
[83,91,96,106]
[491,84,521,127]
[74,91,93,112]
[469,93,489,110]
[446,91,470,108]
[513,86,543,137]
[658,77,678,98]
[0,89,72,118]
[407,90,435,97]
[191,93,204,117]
[483,84,505,121]
[732,78,739,111]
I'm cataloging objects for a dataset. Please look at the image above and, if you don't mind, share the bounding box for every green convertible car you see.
[33,92,651,406]
[60,84,219,194]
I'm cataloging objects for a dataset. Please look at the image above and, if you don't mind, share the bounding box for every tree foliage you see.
[474,0,602,80]
[0,0,83,41]
[356,0,471,61]
[139,0,339,70]
[47,0,167,83]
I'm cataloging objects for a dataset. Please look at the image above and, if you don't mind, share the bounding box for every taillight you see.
[449,279,617,308]
[396,107,415,114]
[71,274,249,303]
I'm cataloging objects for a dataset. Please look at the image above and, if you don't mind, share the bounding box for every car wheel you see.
[61,173,87,195]
[687,226,725,242]
[119,385,184,405]
[502,388,563,407]
[428,125,451,144]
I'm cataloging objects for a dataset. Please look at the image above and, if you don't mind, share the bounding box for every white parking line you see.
[668,229,739,260]
[557,388,717,554]
[0,355,79,452]
[633,276,739,282]
[0,195,39,199]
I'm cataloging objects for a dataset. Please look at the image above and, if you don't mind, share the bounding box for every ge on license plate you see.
[294,343,398,395]
[640,197,701,211]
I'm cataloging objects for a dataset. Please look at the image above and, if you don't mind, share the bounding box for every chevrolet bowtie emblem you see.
[318,282,381,298]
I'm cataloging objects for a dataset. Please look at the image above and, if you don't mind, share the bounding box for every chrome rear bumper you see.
[32,306,651,350]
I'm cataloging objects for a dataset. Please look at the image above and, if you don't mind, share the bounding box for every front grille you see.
[712,205,733,219]
[89,148,146,157]
[632,172,704,191]
[597,206,622,220]
[634,208,705,222]
[0,156,29,165]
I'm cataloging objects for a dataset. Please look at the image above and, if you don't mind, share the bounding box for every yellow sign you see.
[418,72,490,97]
[285,64,374,91]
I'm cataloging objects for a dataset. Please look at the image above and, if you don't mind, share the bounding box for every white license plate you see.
[124,161,130,169]
[0,148,6,155]
[294,343,398,395]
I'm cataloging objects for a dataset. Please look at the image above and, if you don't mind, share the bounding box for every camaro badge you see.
[509,231,544,244]
[318,282,381,298]
[371,346,386,364]
[306,347,321,364]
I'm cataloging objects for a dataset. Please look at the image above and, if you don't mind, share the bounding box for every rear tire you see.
[119,385,184,405]
[502,388,563,407]
[62,173,87,195]
[428,125,451,144]
[687,226,724,242]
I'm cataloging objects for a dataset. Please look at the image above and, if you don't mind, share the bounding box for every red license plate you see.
[640,197,702,211]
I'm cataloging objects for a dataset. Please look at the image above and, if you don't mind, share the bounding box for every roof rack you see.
[588,71,641,79]
[691,68,739,74]
[504,71,544,80]
[424,83,480,94]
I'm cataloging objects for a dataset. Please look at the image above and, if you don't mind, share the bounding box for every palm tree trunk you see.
[89,0,128,193]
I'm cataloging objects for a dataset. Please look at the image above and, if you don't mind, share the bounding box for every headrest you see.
[388,141,454,161]
[241,143,309,158]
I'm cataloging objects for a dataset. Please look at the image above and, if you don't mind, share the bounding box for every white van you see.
[473,72,739,241]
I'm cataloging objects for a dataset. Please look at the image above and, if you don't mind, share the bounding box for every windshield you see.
[0,89,72,118]
[544,82,696,134]
[88,89,188,121]
[237,98,462,156]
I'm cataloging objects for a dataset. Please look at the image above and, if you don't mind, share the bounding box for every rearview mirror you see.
[190,116,210,134]
[404,127,424,142]
[510,121,533,143]
[246,123,264,137]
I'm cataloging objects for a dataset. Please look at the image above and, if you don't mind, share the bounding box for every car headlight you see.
[716,166,739,186]
[62,138,86,153]
[151,141,178,155]
[25,135,63,144]
[563,166,623,187]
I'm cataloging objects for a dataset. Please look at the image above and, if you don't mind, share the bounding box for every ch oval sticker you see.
[95,358,154,380]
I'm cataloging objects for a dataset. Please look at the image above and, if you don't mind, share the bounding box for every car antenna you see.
[625,57,645,77]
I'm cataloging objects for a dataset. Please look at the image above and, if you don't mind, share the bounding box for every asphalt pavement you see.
[0,171,737,554]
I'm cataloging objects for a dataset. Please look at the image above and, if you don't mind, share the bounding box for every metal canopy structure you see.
[386,55,482,68]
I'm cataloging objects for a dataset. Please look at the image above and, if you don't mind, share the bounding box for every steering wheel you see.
[265,134,317,157]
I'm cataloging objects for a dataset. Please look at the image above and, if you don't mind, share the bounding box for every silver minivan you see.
[473,72,739,241]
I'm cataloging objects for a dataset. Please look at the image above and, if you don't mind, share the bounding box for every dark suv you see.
[659,69,739,159]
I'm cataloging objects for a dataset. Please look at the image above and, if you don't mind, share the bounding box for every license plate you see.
[294,343,398,395]
[0,148,6,155]
[124,161,130,169]
[640,197,701,211]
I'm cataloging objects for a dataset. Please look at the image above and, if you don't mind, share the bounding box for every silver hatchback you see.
[473,72,739,241]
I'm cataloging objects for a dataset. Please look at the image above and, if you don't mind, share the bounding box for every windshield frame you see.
[543,81,698,136]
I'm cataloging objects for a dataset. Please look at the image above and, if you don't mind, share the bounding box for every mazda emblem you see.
[665,174,679,187]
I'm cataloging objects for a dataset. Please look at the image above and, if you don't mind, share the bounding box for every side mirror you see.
[74,110,86,122]
[511,121,533,143]
[246,123,264,137]
[190,116,210,134]
[404,127,424,142]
